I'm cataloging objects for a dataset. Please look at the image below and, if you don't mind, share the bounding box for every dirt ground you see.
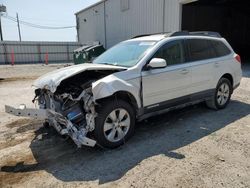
[0,63,250,188]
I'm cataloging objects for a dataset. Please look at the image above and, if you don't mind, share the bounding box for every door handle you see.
[215,62,220,67]
[180,69,189,75]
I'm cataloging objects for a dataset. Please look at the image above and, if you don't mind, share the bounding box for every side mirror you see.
[147,58,167,69]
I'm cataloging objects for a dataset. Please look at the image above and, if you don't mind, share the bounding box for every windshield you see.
[93,41,156,67]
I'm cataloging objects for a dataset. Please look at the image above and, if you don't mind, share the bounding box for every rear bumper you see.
[5,105,96,147]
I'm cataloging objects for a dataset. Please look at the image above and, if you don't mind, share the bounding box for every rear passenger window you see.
[187,39,216,62]
[153,40,184,66]
[210,40,231,57]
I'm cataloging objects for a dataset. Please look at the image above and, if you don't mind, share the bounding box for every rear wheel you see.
[94,99,135,148]
[206,78,232,110]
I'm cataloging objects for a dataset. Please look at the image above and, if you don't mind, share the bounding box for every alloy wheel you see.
[217,83,230,106]
[103,108,131,142]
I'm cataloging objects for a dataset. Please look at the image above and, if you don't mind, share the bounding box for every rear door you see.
[141,40,192,111]
[209,40,233,85]
[185,39,216,99]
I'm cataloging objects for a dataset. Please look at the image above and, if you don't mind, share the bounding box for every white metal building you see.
[75,0,250,59]
[75,0,194,48]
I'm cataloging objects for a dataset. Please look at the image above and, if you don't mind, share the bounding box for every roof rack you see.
[132,31,222,39]
[170,31,189,37]
[170,31,222,38]
[132,32,169,39]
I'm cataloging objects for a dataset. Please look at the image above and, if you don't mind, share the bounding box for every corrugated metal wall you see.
[105,0,165,47]
[76,0,191,48]
[77,3,106,47]
[0,41,81,65]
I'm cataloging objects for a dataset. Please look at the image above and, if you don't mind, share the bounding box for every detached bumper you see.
[5,105,47,119]
[5,105,96,147]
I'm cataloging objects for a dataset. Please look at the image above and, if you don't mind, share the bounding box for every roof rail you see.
[132,34,152,39]
[170,31,222,38]
[132,32,171,39]
[170,31,189,37]
[189,31,222,38]
[132,31,222,39]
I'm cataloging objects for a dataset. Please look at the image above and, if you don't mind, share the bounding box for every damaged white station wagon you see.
[5,31,242,148]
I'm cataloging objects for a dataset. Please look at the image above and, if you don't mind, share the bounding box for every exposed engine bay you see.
[35,70,120,147]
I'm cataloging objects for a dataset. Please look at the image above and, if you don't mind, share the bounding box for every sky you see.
[0,0,99,42]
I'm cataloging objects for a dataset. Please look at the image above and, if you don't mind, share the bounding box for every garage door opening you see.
[182,0,250,62]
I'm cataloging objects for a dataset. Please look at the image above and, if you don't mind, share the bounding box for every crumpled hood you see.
[33,63,126,93]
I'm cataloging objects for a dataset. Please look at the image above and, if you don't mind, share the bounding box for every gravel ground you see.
[0,63,250,188]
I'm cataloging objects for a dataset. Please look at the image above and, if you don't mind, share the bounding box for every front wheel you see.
[94,99,135,148]
[206,78,232,110]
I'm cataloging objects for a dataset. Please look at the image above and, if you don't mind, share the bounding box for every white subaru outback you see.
[5,31,242,148]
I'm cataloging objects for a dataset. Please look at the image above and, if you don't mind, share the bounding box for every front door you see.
[142,40,192,111]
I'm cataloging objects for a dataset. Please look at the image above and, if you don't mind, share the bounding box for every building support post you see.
[163,0,166,33]
[104,1,107,48]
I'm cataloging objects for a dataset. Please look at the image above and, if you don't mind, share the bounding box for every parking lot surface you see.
[0,63,250,188]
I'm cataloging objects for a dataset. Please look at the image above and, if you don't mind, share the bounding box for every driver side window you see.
[153,40,184,66]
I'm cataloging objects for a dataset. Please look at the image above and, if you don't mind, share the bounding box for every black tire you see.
[206,78,233,110]
[94,99,135,148]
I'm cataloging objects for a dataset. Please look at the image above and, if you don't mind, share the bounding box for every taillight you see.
[235,54,241,63]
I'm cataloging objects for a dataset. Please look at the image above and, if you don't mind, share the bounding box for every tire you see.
[94,99,135,148]
[206,78,233,110]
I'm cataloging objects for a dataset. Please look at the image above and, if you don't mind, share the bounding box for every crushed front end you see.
[5,64,125,148]
[6,85,97,147]
[36,85,97,147]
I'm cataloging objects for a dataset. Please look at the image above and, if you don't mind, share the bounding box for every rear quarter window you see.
[186,39,216,62]
[210,40,231,57]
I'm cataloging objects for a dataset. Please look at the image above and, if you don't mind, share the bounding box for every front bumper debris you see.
[5,105,47,119]
[5,105,96,147]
